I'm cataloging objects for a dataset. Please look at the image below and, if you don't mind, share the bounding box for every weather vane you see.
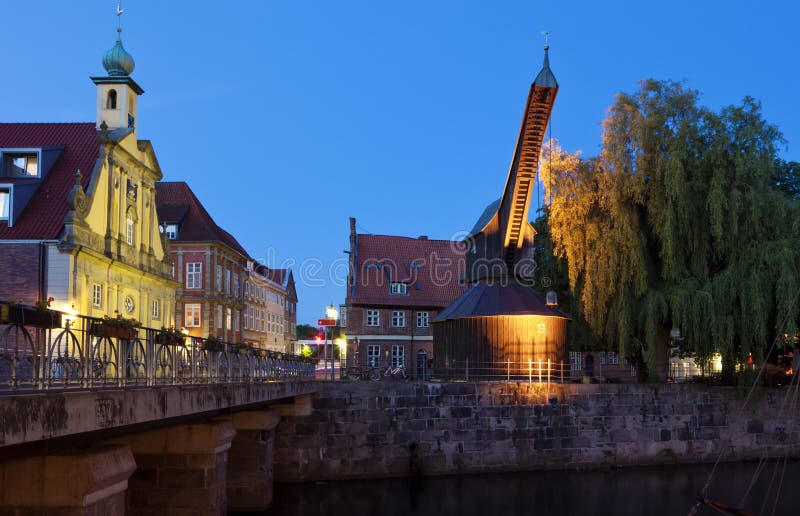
[116,2,124,33]
[540,30,551,49]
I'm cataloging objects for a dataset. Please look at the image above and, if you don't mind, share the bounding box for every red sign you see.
[317,319,337,326]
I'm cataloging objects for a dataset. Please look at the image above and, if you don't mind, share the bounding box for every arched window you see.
[106,89,117,109]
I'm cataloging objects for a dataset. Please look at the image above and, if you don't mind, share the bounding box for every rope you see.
[694,284,800,514]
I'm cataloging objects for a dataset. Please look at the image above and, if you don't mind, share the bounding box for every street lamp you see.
[324,304,338,380]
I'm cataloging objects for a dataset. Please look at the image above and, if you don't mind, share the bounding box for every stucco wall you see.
[274,382,800,481]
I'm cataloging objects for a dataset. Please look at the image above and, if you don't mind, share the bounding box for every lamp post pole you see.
[324,304,338,381]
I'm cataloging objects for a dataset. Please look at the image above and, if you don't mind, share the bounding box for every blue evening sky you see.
[1,1,797,325]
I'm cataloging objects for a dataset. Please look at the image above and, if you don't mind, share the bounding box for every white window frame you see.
[215,305,223,329]
[225,269,231,294]
[0,184,12,225]
[233,274,239,297]
[608,351,620,365]
[390,282,408,295]
[367,344,380,367]
[186,262,202,289]
[417,311,429,328]
[215,265,222,292]
[185,304,201,327]
[391,345,405,368]
[570,351,582,371]
[225,307,232,330]
[125,216,134,246]
[537,323,546,334]
[2,149,40,178]
[152,299,161,320]
[366,310,380,327]
[92,283,103,309]
[391,310,406,327]
[164,224,178,240]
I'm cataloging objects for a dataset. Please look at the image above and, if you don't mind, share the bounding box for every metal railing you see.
[0,303,316,392]
[335,356,611,383]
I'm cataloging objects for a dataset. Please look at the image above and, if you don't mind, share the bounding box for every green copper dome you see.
[102,30,135,76]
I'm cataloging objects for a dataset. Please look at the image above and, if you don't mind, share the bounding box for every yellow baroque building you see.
[0,28,177,328]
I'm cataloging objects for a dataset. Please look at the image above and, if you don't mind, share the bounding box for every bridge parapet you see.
[0,302,315,391]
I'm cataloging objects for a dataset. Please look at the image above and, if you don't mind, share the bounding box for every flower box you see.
[155,333,184,346]
[0,304,61,329]
[91,322,138,340]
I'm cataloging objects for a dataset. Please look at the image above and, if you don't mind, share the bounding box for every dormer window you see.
[165,224,178,240]
[106,89,117,109]
[3,152,38,178]
[390,282,408,295]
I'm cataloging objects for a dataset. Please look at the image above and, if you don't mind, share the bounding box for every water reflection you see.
[265,462,800,516]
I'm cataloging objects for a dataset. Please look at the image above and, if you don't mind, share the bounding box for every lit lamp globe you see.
[325,306,338,321]
[545,290,558,307]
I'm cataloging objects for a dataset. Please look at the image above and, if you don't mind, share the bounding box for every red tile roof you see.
[349,234,466,308]
[0,123,99,239]
[155,181,250,258]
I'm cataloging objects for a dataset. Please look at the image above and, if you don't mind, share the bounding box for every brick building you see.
[242,262,297,352]
[156,182,247,342]
[343,217,464,378]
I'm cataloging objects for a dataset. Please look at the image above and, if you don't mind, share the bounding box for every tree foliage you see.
[542,80,800,380]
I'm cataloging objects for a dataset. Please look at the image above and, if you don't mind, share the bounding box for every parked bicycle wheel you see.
[369,368,381,381]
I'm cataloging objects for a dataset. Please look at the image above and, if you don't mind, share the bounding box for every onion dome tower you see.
[90,4,144,131]
[433,41,569,378]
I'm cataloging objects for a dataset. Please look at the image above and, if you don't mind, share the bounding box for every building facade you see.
[0,30,177,327]
[156,182,247,342]
[343,217,464,378]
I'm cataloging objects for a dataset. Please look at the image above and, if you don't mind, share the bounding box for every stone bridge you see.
[0,311,318,515]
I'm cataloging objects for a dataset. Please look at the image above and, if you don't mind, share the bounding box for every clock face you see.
[124,295,135,314]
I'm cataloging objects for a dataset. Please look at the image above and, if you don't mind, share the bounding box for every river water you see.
[264,461,800,516]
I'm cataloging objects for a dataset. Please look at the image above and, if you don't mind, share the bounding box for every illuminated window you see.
[3,153,38,177]
[0,187,9,221]
[185,304,201,327]
[391,311,406,327]
[417,311,429,328]
[226,307,232,330]
[367,345,380,367]
[537,323,545,334]
[186,262,202,289]
[92,284,103,308]
[366,310,380,327]
[390,282,408,295]
[391,345,405,368]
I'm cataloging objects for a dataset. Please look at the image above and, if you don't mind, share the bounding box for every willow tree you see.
[542,80,800,381]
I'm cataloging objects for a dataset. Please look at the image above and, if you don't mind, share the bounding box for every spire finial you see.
[540,30,551,51]
[116,2,124,40]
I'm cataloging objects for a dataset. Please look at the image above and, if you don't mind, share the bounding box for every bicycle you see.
[375,365,407,381]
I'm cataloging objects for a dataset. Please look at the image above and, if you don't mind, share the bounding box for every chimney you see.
[347,217,357,297]
[418,235,428,240]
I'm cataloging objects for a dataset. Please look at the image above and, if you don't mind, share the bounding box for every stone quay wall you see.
[274,382,800,481]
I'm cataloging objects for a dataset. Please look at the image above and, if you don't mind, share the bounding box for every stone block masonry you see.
[273,382,800,481]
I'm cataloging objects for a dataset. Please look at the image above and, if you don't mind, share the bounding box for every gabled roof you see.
[0,123,99,239]
[434,281,569,321]
[155,181,250,258]
[350,234,465,308]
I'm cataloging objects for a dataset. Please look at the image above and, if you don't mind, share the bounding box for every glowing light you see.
[711,353,722,373]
